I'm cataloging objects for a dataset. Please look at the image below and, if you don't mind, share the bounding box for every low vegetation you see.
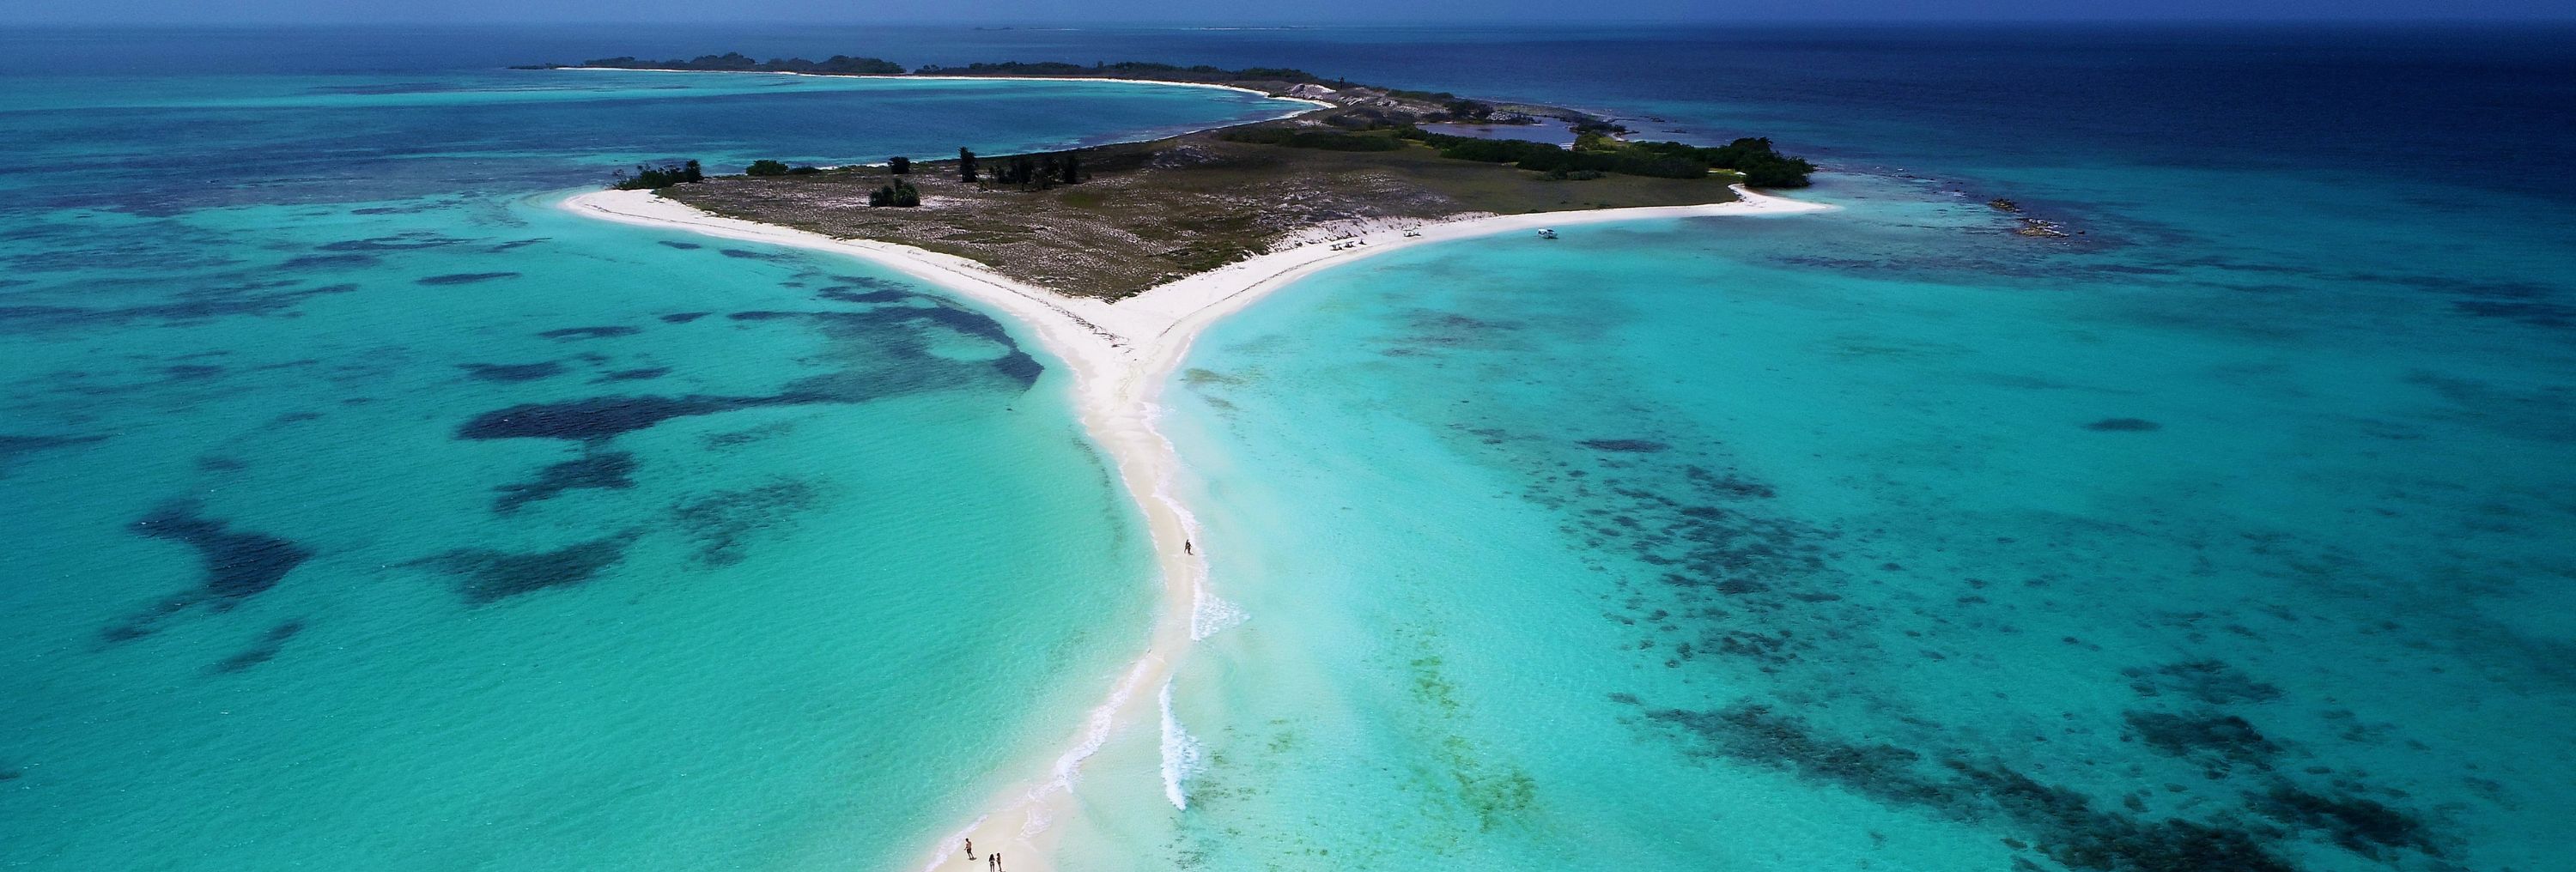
[568,56,1820,296]
[1213,124,1814,186]
[659,114,1759,298]
[867,179,920,208]
[1415,130,1814,186]
[611,160,701,190]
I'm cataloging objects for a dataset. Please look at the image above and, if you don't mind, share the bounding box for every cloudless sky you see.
[10,0,2574,25]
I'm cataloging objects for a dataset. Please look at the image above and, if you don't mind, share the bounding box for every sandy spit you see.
[559,184,1830,872]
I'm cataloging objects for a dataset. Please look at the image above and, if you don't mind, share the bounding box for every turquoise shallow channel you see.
[1105,172,2576,871]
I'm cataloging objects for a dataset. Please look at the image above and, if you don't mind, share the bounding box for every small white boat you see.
[1536,228,1558,239]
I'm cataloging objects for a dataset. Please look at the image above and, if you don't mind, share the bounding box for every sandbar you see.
[559,183,1830,871]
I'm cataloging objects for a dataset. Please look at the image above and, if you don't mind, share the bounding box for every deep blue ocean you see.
[3,22,2570,872]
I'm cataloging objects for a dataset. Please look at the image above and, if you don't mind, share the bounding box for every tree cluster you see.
[611,160,702,190]
[987,153,1085,189]
[1632,137,1819,188]
[1399,129,1816,186]
[870,179,920,207]
[744,160,822,177]
[1403,132,1703,179]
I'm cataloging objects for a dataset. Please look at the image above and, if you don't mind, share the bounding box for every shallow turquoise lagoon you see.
[1116,171,2574,871]
[7,24,2572,872]
[0,68,1297,869]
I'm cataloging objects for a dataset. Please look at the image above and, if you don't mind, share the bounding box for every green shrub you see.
[1735,152,1817,187]
[610,160,702,190]
[868,179,920,207]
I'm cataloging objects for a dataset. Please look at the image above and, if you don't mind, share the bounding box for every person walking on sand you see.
[1184,539,1193,555]
[963,838,973,861]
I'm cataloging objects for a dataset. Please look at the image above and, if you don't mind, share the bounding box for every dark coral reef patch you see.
[0,433,110,475]
[0,282,359,330]
[417,533,640,605]
[819,286,911,304]
[104,503,313,643]
[458,394,788,442]
[1579,439,1670,452]
[321,233,468,251]
[207,620,306,674]
[672,479,819,566]
[1431,402,2453,872]
[538,325,641,340]
[492,450,638,513]
[460,298,1037,446]
[1627,699,2442,872]
[131,503,312,603]
[415,271,519,286]
[2123,710,2282,776]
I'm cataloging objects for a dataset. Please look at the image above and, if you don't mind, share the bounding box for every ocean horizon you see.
[3,21,2570,872]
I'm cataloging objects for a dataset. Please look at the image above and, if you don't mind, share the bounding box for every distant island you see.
[517,52,906,75]
[534,54,1816,299]
[523,54,1597,127]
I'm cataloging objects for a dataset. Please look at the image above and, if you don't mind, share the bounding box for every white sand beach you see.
[559,185,1829,872]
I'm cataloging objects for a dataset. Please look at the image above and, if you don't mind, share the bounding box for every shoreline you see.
[558,185,1831,872]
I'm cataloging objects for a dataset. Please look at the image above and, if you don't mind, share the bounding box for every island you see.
[555,59,1827,872]
[533,55,1817,299]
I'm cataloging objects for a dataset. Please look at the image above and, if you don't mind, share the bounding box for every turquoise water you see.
[0,62,1298,869]
[1105,167,2576,870]
[8,24,2573,872]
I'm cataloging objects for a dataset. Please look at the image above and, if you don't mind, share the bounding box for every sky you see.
[10,0,2573,24]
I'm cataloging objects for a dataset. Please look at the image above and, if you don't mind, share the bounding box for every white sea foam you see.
[1157,679,1206,811]
[1189,587,1249,640]
[1141,408,1249,643]
[1004,655,1159,838]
